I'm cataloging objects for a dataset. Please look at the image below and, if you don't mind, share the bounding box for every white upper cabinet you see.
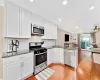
[4,1,31,38]
[4,1,57,39]
[20,9,31,38]
[50,24,57,39]
[5,1,20,37]
[42,22,57,39]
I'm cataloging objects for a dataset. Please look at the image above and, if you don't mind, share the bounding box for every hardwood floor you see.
[25,64,75,80]
[25,50,100,80]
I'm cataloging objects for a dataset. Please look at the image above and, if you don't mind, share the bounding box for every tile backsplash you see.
[4,36,56,52]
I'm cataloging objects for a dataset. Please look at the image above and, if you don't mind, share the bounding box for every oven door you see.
[35,52,47,66]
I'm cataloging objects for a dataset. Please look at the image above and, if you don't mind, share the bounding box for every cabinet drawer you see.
[3,56,21,65]
[21,52,33,59]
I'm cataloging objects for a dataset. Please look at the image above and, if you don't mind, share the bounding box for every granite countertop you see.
[46,46,78,50]
[46,46,64,49]
[2,49,33,58]
[64,47,78,50]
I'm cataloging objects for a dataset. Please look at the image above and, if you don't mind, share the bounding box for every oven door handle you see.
[35,52,47,55]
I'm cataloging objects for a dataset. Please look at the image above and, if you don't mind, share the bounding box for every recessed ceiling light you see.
[58,18,62,22]
[90,6,95,10]
[29,0,34,2]
[76,26,79,28]
[80,30,82,32]
[63,0,68,5]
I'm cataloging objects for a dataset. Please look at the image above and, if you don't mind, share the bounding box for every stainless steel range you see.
[29,42,47,74]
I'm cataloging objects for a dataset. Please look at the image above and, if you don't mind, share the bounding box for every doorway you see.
[80,34,91,50]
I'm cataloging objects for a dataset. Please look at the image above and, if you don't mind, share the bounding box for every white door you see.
[6,1,20,37]
[20,9,31,38]
[22,57,33,79]
[5,63,21,80]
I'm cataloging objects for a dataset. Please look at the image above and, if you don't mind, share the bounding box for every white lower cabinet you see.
[53,48,64,64]
[64,49,78,68]
[5,63,21,80]
[22,57,33,79]
[3,52,34,80]
[47,48,64,66]
[47,49,53,66]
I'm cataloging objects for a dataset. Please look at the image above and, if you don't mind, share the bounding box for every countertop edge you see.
[2,50,33,58]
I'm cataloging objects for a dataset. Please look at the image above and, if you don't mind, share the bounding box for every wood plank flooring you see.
[25,50,100,80]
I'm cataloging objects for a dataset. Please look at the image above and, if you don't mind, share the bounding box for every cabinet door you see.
[6,2,20,37]
[47,49,53,66]
[64,50,71,66]
[22,57,33,79]
[42,24,50,39]
[53,48,60,63]
[59,48,64,64]
[42,22,57,39]
[71,51,75,67]
[53,48,64,63]
[20,9,31,38]
[5,63,21,80]
[50,25,57,39]
[71,50,78,68]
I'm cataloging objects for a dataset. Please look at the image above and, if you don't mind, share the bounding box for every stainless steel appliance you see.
[31,24,44,36]
[39,26,44,36]
[29,42,47,74]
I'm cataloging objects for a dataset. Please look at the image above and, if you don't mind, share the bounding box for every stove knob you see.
[37,52,39,54]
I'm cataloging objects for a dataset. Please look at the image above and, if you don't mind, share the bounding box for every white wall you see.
[72,34,78,44]
[0,0,4,6]
[0,6,4,79]
[56,28,72,47]
[95,32,100,44]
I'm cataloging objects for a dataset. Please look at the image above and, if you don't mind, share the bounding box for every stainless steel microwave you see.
[31,24,44,36]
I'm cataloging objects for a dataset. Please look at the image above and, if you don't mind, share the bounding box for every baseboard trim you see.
[52,61,64,64]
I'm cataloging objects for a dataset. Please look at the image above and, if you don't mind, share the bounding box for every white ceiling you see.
[7,0,100,33]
